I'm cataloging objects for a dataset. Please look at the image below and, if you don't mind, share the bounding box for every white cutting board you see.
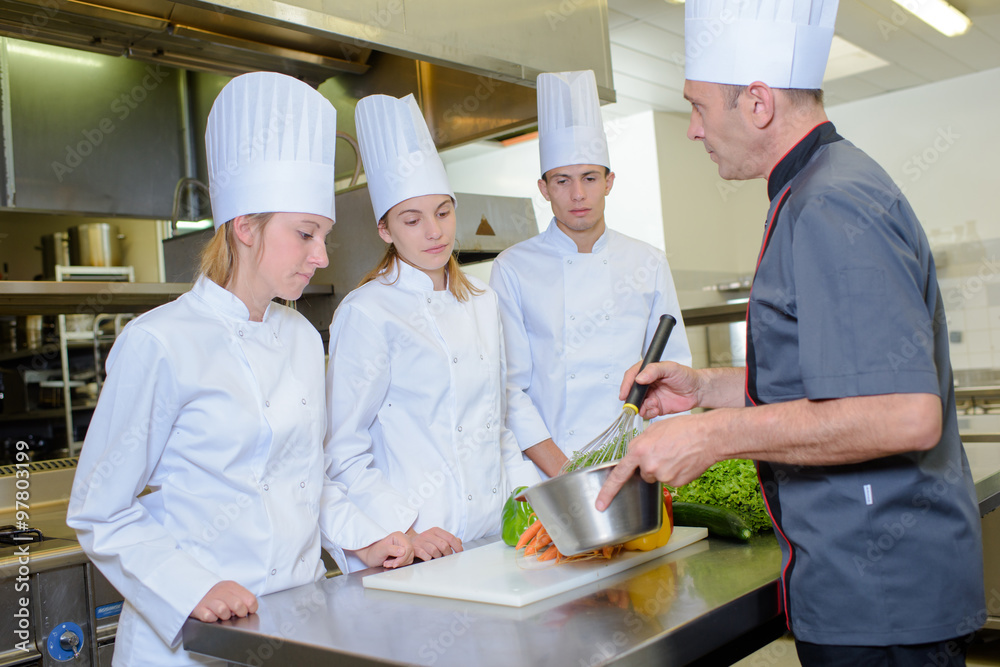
[362,525,707,607]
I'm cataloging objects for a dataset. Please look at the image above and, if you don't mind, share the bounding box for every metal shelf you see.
[0,281,191,316]
[680,301,747,327]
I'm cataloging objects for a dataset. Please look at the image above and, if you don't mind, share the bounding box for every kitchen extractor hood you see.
[0,0,615,151]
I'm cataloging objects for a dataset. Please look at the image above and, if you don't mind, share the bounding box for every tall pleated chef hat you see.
[537,70,610,177]
[354,94,454,223]
[205,72,337,229]
[685,0,840,89]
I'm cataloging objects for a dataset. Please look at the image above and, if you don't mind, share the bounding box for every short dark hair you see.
[720,84,824,110]
[541,166,611,183]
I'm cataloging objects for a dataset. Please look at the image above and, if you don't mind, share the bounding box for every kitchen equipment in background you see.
[319,186,539,309]
[40,232,72,279]
[562,314,677,473]
[524,462,663,556]
[68,224,124,267]
[0,463,126,666]
[363,526,707,607]
[20,315,46,350]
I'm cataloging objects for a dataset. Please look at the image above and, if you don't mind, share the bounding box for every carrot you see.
[602,545,613,559]
[515,520,543,550]
[525,530,548,555]
[537,544,561,561]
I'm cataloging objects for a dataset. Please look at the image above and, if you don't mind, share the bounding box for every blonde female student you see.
[67,73,412,667]
[325,94,539,569]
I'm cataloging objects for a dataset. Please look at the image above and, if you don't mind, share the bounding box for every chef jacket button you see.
[426,297,432,303]
[300,556,305,562]
[492,488,497,494]
[238,330,244,337]
[453,357,458,363]
[467,495,473,501]
[569,430,575,435]
[300,481,306,488]
[457,426,463,432]
[265,400,270,407]
[567,259,573,265]
[273,332,278,338]
[301,398,307,405]
[570,315,575,321]
[605,315,610,320]
[486,422,491,429]
[603,259,608,264]
[271,569,277,575]
[570,374,575,379]
[604,373,610,379]
[263,483,269,491]
[480,354,484,360]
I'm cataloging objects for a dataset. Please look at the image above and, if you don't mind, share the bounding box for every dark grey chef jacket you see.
[746,122,984,645]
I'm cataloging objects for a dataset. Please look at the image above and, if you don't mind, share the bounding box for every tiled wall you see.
[937,237,1000,384]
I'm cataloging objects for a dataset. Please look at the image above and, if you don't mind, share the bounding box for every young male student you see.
[597,1,985,663]
[490,70,692,478]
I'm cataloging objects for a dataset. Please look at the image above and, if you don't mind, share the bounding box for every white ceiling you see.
[604,0,1000,117]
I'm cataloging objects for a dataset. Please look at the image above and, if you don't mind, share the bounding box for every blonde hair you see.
[198,213,274,287]
[359,236,483,303]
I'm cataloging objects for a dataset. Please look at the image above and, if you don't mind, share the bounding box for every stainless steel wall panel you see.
[4,39,184,217]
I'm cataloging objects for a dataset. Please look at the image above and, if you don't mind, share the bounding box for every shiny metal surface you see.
[983,508,1000,631]
[184,535,783,667]
[2,40,184,217]
[967,442,1000,516]
[525,462,662,556]
[0,281,332,316]
[0,0,613,92]
[69,224,123,268]
[0,0,611,198]
[40,233,71,280]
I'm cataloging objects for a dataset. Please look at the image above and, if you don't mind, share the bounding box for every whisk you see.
[561,314,677,473]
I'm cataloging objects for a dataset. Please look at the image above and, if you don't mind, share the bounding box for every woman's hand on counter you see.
[406,527,463,562]
[355,531,415,569]
[190,581,259,623]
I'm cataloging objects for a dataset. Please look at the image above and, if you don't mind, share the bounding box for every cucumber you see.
[672,501,753,542]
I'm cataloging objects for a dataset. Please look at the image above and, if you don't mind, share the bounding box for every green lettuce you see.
[669,459,772,534]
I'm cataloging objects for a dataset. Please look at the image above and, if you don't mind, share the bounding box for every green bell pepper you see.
[501,486,535,547]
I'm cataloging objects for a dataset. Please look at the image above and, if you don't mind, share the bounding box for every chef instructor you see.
[597,0,985,663]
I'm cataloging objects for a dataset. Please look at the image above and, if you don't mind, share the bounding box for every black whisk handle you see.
[624,314,676,411]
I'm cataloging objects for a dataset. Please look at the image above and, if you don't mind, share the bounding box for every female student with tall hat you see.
[325,93,540,568]
[67,72,413,667]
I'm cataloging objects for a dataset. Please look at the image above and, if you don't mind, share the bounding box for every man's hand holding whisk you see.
[595,361,748,510]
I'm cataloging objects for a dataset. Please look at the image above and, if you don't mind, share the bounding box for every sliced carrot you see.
[602,545,613,559]
[515,520,543,550]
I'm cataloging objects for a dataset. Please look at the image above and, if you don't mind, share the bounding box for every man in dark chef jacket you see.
[598,0,986,664]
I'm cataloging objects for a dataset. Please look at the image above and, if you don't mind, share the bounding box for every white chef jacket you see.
[490,220,692,468]
[67,277,387,667]
[326,261,539,571]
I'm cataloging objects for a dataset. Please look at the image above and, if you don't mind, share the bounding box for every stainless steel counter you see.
[183,444,1000,666]
[183,534,783,667]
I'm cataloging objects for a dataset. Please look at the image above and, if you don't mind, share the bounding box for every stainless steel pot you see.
[69,223,124,267]
[40,231,72,278]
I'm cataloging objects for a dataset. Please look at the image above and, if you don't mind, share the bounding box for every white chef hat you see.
[354,94,454,223]
[685,0,840,89]
[205,72,337,229]
[537,70,610,177]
